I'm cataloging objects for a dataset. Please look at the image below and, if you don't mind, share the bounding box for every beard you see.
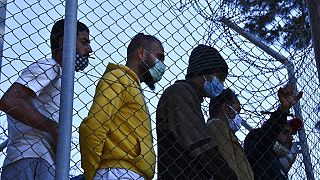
[140,54,156,90]
[141,69,156,90]
[145,75,156,90]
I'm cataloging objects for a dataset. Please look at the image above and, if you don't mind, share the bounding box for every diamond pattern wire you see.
[0,0,319,179]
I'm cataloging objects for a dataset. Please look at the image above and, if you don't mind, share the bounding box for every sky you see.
[0,0,320,179]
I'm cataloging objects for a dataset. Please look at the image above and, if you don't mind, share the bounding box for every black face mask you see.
[61,46,89,72]
[75,53,89,72]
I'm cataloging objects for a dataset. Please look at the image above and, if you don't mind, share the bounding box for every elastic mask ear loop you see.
[227,104,237,114]
[224,104,232,119]
[203,75,208,81]
[143,59,151,69]
[143,49,153,68]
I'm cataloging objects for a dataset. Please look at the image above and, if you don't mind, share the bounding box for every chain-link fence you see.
[0,0,319,179]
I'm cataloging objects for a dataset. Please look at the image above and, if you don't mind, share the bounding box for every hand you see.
[278,84,303,112]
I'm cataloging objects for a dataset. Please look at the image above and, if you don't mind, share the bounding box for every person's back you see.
[156,44,238,180]
[157,80,210,179]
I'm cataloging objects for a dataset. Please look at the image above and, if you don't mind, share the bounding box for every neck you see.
[189,77,206,99]
[126,59,142,80]
[52,52,62,65]
[218,113,227,121]
[212,113,227,121]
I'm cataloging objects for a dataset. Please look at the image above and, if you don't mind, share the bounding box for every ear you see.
[221,103,229,113]
[218,103,230,120]
[137,47,146,60]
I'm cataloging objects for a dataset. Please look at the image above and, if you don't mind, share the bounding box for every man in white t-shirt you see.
[0,19,92,180]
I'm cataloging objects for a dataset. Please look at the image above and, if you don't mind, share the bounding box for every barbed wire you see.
[0,0,319,179]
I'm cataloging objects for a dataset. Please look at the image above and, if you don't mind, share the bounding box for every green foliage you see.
[230,0,311,50]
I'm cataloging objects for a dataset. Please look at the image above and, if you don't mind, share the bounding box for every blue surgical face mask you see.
[225,104,243,132]
[203,76,224,98]
[228,114,243,133]
[148,58,166,83]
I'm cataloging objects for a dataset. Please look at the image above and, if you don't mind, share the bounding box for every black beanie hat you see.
[186,44,228,80]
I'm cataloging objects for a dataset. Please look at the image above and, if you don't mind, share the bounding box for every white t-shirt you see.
[4,58,61,168]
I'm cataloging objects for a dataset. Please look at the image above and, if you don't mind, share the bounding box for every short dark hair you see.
[127,33,162,59]
[209,88,238,117]
[50,19,90,53]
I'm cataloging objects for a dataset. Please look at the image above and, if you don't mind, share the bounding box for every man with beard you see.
[244,84,303,180]
[0,19,92,180]
[79,33,165,180]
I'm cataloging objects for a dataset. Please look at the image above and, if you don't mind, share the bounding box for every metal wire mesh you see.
[0,0,319,179]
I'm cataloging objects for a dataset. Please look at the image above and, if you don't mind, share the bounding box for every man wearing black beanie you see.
[156,44,237,179]
[186,44,228,80]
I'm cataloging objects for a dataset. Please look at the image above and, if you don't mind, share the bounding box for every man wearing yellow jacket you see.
[79,33,165,180]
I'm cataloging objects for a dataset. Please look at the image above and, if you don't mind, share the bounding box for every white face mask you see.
[273,141,290,158]
[225,104,242,132]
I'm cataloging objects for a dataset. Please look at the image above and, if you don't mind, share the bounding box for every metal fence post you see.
[0,139,8,152]
[0,0,8,154]
[221,17,315,180]
[0,0,7,82]
[306,0,320,84]
[55,0,78,179]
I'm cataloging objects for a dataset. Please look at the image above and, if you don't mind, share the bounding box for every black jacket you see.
[244,110,288,180]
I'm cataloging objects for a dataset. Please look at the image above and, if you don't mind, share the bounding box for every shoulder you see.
[245,128,263,143]
[159,81,187,103]
[25,58,60,75]
[30,58,59,69]
[158,81,201,113]
[207,118,229,133]
[206,118,221,127]
[163,80,193,95]
[100,67,139,91]
[18,58,60,80]
[247,128,262,136]
[105,64,137,81]
[15,58,60,96]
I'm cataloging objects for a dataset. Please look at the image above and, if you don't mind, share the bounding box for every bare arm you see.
[0,82,58,136]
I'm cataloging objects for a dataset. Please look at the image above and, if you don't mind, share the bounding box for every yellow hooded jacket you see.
[79,63,156,180]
